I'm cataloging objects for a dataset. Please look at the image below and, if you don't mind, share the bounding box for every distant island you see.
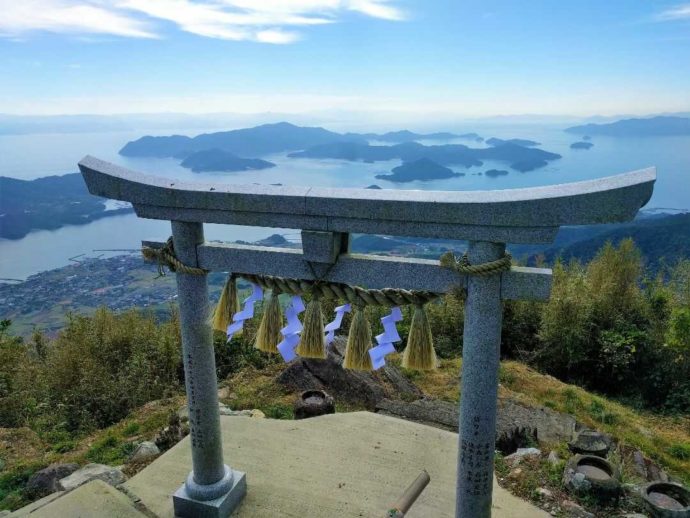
[120,122,561,174]
[349,130,460,143]
[119,122,468,159]
[486,137,540,147]
[180,149,276,172]
[570,142,594,150]
[485,169,509,177]
[366,184,382,189]
[290,140,560,172]
[375,158,462,182]
[119,122,366,158]
[565,116,690,137]
[458,132,483,141]
[0,173,133,240]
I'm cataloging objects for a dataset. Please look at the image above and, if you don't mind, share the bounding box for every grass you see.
[0,396,184,511]
[387,355,690,485]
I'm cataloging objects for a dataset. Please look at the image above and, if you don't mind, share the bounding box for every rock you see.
[0,510,11,517]
[505,447,541,466]
[561,499,595,518]
[548,451,561,466]
[564,470,592,493]
[536,487,553,499]
[496,398,579,446]
[633,450,648,479]
[278,336,422,408]
[25,463,80,498]
[376,395,578,447]
[57,463,126,491]
[623,482,643,497]
[128,441,160,463]
[217,406,264,418]
[508,467,523,480]
[218,386,230,399]
[622,514,648,517]
[154,413,189,451]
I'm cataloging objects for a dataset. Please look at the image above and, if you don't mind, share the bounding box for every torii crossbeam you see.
[78,156,655,518]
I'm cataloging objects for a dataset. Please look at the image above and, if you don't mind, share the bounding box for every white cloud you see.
[0,0,405,43]
[0,0,157,39]
[656,3,690,20]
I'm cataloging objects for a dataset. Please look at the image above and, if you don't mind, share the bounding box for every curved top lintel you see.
[78,155,655,231]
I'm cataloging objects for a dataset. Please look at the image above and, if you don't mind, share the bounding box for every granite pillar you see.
[456,241,505,518]
[170,220,246,518]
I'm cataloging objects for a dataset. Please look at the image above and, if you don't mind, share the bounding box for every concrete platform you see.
[125,411,546,517]
[12,479,146,518]
[15,412,547,517]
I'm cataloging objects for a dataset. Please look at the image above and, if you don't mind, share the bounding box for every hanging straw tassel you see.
[296,292,326,359]
[343,305,373,370]
[212,274,239,333]
[402,304,437,370]
[255,289,283,354]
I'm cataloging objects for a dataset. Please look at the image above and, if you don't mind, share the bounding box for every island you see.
[348,130,460,142]
[374,158,462,183]
[485,169,509,177]
[570,142,594,150]
[180,149,275,172]
[486,137,541,147]
[565,116,690,137]
[0,173,133,240]
[289,140,560,172]
[120,122,367,158]
[366,184,382,189]
[511,159,548,172]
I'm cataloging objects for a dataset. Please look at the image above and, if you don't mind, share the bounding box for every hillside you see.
[0,173,133,240]
[565,116,690,137]
[536,212,690,271]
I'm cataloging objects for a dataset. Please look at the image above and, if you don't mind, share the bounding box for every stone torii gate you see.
[78,156,655,518]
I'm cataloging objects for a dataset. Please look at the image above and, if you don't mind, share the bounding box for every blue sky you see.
[1,0,689,118]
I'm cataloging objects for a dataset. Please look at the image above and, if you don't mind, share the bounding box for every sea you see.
[1,123,689,280]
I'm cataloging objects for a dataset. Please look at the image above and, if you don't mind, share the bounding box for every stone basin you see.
[642,481,690,517]
[564,454,621,502]
[568,429,610,457]
[293,389,335,420]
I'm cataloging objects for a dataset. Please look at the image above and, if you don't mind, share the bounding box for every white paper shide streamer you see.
[277,295,306,362]
[325,303,351,347]
[368,306,403,370]
[226,283,263,341]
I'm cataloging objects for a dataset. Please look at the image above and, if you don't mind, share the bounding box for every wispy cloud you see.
[0,0,405,43]
[655,3,690,21]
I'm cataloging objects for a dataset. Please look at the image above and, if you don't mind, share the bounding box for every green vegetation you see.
[0,238,689,512]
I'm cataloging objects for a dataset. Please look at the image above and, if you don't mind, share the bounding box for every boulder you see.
[277,336,422,408]
[57,463,126,492]
[155,413,189,451]
[535,487,553,500]
[128,441,160,463]
[504,447,541,466]
[561,500,595,518]
[375,396,579,447]
[548,451,561,466]
[25,463,79,498]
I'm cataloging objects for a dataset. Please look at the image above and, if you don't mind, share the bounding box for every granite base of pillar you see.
[173,468,246,518]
